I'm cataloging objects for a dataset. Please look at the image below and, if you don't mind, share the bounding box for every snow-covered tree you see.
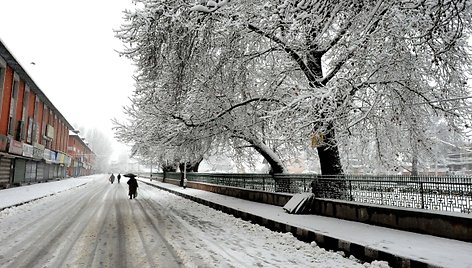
[115,0,472,175]
[76,126,113,173]
[114,2,291,172]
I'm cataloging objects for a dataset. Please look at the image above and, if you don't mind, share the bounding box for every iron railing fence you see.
[150,172,472,214]
[157,172,276,191]
[313,175,472,213]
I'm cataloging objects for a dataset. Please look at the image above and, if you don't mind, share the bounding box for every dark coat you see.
[127,177,138,194]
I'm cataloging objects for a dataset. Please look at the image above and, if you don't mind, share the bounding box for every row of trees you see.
[113,0,472,175]
[75,126,114,173]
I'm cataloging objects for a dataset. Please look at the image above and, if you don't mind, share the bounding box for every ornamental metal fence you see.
[150,172,472,214]
[313,175,472,214]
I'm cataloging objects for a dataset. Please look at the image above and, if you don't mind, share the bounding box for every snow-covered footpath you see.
[0,174,391,267]
[0,176,91,209]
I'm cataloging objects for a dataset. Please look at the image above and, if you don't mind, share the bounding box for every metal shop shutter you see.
[0,157,12,187]
[25,161,36,182]
[13,159,26,185]
[36,162,44,181]
[54,165,59,178]
[43,164,50,180]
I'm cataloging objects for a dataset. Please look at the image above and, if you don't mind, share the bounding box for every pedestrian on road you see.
[109,173,115,184]
[125,173,139,199]
[117,173,121,183]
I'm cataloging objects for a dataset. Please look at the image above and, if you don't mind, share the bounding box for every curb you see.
[143,181,437,268]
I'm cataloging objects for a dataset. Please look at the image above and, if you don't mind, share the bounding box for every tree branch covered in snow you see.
[114,0,472,174]
[172,97,282,127]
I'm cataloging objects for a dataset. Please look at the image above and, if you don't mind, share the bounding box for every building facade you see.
[0,40,94,188]
[67,132,95,177]
[446,146,472,175]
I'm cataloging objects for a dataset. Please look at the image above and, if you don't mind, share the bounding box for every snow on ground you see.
[0,175,391,267]
[0,175,97,210]
[139,186,389,267]
[142,179,472,268]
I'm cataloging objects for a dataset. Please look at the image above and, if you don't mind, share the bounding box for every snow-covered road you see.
[0,175,388,267]
[0,178,182,267]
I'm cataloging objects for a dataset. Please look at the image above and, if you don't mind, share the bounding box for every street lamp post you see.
[150,162,153,181]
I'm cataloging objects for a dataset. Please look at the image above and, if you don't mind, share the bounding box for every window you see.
[21,86,30,141]
[32,96,39,143]
[42,104,47,136]
[0,56,6,116]
[7,73,19,137]
[53,114,58,150]
[27,117,33,143]
[42,104,49,147]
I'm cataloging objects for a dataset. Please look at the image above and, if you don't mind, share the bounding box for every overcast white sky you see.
[0,0,137,158]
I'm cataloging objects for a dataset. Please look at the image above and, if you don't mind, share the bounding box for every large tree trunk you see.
[178,158,203,173]
[314,126,346,198]
[244,137,290,192]
[411,145,418,176]
[252,146,285,174]
[316,126,344,175]
[161,164,177,172]
[246,23,344,176]
[307,50,345,199]
[178,156,204,186]
[161,163,177,183]
[243,136,285,174]
[307,52,344,176]
[190,156,204,172]
[411,155,418,176]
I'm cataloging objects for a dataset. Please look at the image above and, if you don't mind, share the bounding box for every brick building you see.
[67,131,95,177]
[0,40,94,188]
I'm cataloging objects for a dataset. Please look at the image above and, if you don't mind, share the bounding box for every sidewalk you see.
[0,177,92,210]
[139,178,472,268]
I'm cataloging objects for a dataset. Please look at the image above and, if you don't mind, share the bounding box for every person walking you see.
[109,173,115,184]
[125,173,139,199]
[117,173,121,183]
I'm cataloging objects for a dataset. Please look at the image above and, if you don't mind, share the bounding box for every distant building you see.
[0,40,95,188]
[447,146,472,175]
[67,131,95,177]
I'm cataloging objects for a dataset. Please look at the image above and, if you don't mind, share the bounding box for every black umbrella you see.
[123,173,137,178]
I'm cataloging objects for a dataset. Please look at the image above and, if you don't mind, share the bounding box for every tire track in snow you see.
[0,180,109,268]
[136,184,245,267]
[133,196,183,267]
[114,185,128,268]
[85,182,126,268]
[50,182,114,267]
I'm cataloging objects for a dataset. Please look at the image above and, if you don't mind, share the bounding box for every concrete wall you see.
[165,178,292,206]
[312,198,472,243]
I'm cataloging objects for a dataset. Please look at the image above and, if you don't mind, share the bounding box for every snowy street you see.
[0,0,471,267]
[0,176,181,267]
[0,175,388,268]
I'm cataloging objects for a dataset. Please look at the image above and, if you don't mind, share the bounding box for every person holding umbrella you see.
[124,173,139,199]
